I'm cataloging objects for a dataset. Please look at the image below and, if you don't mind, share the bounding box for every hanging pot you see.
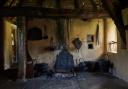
[72,38,82,50]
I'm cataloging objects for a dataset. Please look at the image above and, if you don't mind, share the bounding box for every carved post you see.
[16,17,26,80]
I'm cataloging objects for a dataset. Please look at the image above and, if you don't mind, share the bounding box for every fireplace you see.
[54,48,74,73]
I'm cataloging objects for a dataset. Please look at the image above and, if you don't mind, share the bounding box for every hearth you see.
[55,73,74,78]
[54,48,74,73]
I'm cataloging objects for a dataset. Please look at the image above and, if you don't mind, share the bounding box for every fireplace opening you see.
[54,48,74,73]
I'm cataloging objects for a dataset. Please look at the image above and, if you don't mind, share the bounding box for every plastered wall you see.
[3,20,16,70]
[105,19,117,53]
[69,19,104,61]
[27,19,58,68]
[110,49,128,82]
[27,18,104,68]
[106,18,128,82]
[112,30,128,82]
[109,32,128,82]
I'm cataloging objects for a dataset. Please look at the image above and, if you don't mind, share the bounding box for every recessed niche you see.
[27,27,42,40]
[88,43,93,49]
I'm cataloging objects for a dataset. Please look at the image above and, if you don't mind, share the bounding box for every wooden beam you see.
[74,0,80,9]
[56,0,61,8]
[0,1,7,6]
[17,16,26,80]
[0,18,4,72]
[9,0,16,7]
[0,7,109,18]
[18,0,25,6]
[101,0,126,48]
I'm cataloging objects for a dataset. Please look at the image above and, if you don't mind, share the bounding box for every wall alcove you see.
[27,27,42,40]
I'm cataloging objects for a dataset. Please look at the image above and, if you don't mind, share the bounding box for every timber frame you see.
[101,0,127,48]
[0,7,109,19]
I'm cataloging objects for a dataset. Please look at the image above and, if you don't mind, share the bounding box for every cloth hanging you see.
[96,24,99,45]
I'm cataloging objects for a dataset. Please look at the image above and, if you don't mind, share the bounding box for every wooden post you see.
[16,17,26,80]
[0,18,4,72]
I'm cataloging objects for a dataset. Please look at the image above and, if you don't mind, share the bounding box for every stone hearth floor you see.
[0,73,128,89]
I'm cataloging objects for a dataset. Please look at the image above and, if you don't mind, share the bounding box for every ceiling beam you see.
[101,0,126,48]
[56,0,61,8]
[9,0,16,7]
[0,7,109,18]
[0,0,8,6]
[18,0,25,6]
[74,0,80,9]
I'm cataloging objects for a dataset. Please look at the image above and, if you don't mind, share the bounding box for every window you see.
[106,19,117,53]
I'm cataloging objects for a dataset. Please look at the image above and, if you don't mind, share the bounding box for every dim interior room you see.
[2,17,119,79]
[0,0,128,89]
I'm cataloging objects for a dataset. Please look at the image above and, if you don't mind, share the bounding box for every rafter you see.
[0,0,7,6]
[9,0,16,7]
[18,0,25,6]
[56,0,61,8]
[101,0,126,48]
[4,0,13,6]
[74,0,80,9]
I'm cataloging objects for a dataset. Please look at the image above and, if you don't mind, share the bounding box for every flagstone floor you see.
[0,73,128,89]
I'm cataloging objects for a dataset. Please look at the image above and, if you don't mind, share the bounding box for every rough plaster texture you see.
[70,19,104,61]
[110,50,128,82]
[27,19,104,68]
[3,20,16,70]
[106,19,117,53]
[106,18,128,82]
[109,32,128,82]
